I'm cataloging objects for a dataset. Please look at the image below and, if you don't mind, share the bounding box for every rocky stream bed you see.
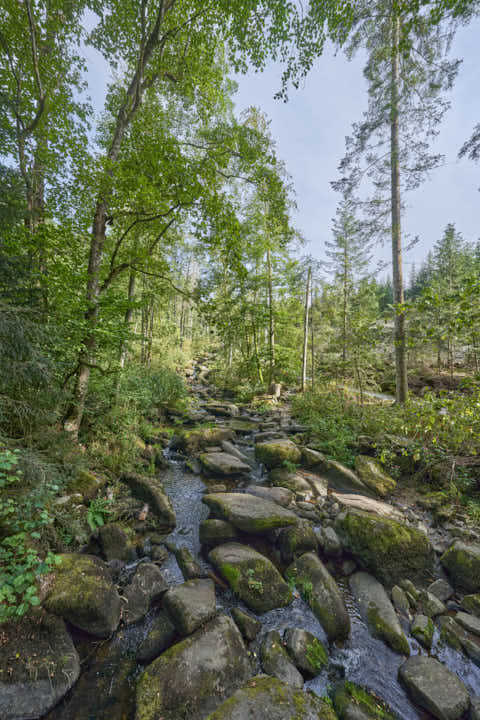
[2,375,480,720]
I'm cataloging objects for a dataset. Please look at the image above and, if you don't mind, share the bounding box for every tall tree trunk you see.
[119,270,137,370]
[310,283,315,390]
[390,11,408,403]
[342,246,348,369]
[267,248,275,385]
[302,266,312,391]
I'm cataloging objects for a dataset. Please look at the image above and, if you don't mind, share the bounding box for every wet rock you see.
[163,578,216,636]
[278,521,318,563]
[399,579,420,601]
[121,473,176,530]
[331,492,402,520]
[202,492,298,534]
[461,634,480,667]
[287,552,350,641]
[270,468,315,496]
[231,608,261,642]
[411,614,435,650]
[455,611,480,636]
[204,675,337,720]
[137,612,176,664]
[44,553,122,637]
[471,696,480,720]
[200,452,251,477]
[332,680,397,720]
[399,655,470,720]
[335,509,434,587]
[441,541,480,592]
[428,578,454,603]
[98,522,136,562]
[123,562,168,625]
[221,440,251,464]
[135,614,251,720]
[151,544,169,564]
[322,526,343,559]
[260,631,304,687]
[199,519,239,546]
[419,590,446,617]
[0,611,80,720]
[391,585,410,614]
[437,615,466,650]
[209,542,293,613]
[350,572,410,655]
[284,627,328,677]
[207,402,240,417]
[354,456,396,498]
[463,594,480,617]
[245,485,294,508]
[300,447,325,467]
[173,545,208,580]
[255,439,302,469]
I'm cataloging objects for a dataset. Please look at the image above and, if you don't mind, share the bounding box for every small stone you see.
[260,630,304,688]
[392,585,410,614]
[411,614,435,650]
[231,608,261,642]
[399,579,420,601]
[208,483,228,493]
[98,523,136,562]
[284,627,328,677]
[428,578,454,603]
[174,546,208,580]
[163,578,216,636]
[151,545,169,564]
[123,563,169,625]
[419,590,446,618]
[322,526,343,559]
[278,521,318,563]
[399,655,469,720]
[437,615,465,650]
[199,519,239,546]
[342,559,356,576]
[463,594,480,617]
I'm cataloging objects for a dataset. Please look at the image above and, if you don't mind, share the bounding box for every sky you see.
[84,14,480,280]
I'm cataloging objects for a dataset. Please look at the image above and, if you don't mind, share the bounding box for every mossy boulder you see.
[332,680,397,720]
[286,553,350,642]
[350,571,410,655]
[199,519,240,546]
[278,521,318,564]
[202,492,297,534]
[260,631,303,688]
[354,456,396,498]
[135,614,252,720]
[315,458,373,496]
[173,427,235,456]
[245,485,294,508]
[199,452,251,477]
[440,541,480,592]
[411,614,435,650]
[284,627,328,678]
[136,612,176,664]
[335,509,435,587]
[121,472,176,530]
[98,523,136,562]
[209,543,293,614]
[255,439,302,469]
[399,655,470,720]
[205,675,338,720]
[269,468,328,499]
[163,579,216,636]
[44,554,121,637]
[0,611,80,720]
[231,608,261,642]
[67,469,106,502]
[463,594,480,617]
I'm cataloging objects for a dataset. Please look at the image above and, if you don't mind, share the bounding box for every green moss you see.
[441,542,480,592]
[411,616,434,650]
[463,594,480,617]
[67,469,104,502]
[366,605,410,655]
[305,638,328,672]
[333,681,396,720]
[255,440,302,469]
[219,562,241,590]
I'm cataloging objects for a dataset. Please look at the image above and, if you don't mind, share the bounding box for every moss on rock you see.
[440,541,480,593]
[255,439,302,469]
[354,456,396,498]
[332,680,396,720]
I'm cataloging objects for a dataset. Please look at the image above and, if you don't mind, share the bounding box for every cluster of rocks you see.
[3,394,480,720]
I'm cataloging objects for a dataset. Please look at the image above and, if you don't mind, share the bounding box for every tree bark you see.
[310,282,315,390]
[390,10,408,403]
[301,266,311,391]
[119,269,137,370]
[266,248,275,385]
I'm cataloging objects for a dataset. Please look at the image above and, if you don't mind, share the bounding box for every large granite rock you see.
[332,680,397,720]
[163,579,216,636]
[286,552,350,641]
[200,452,251,477]
[209,543,292,614]
[463,594,480,617]
[354,456,396,498]
[245,485,294,508]
[44,553,122,637]
[199,519,240,546]
[335,509,434,587]
[123,562,168,625]
[399,655,470,720]
[315,457,373,496]
[202,492,297,534]
[255,439,302,469]
[278,521,318,563]
[173,427,235,455]
[331,492,402,520]
[260,631,304,688]
[0,611,80,720]
[135,615,252,720]
[349,572,410,655]
[204,675,337,720]
[269,468,328,499]
[441,541,480,592]
[121,472,176,529]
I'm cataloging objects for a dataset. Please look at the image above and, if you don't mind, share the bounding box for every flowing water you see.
[46,416,480,720]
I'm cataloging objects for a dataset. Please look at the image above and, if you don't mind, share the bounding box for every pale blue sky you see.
[84,15,480,279]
